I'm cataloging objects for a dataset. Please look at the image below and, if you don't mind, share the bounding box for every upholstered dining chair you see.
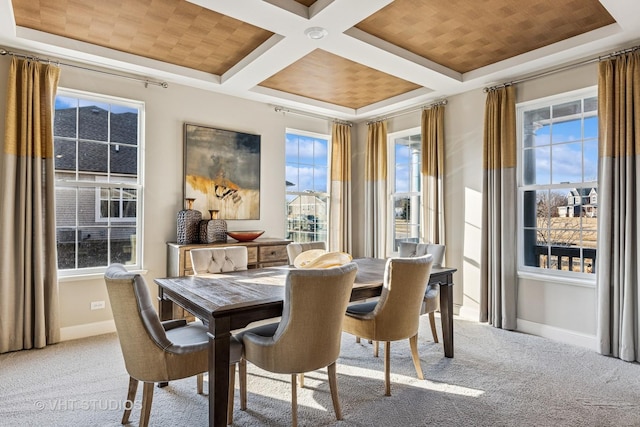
[399,242,446,343]
[190,246,248,275]
[104,264,244,426]
[343,255,434,396]
[238,262,358,427]
[286,241,327,265]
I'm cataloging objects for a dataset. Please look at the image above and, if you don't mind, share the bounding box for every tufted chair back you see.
[190,246,248,275]
[398,242,445,266]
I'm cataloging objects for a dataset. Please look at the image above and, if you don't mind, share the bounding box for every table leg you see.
[439,284,454,358]
[158,290,172,387]
[209,317,231,427]
[157,289,174,321]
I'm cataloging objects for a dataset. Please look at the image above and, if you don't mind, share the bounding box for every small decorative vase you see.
[177,198,202,244]
[200,209,227,243]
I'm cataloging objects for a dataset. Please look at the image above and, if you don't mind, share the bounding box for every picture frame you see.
[183,123,261,220]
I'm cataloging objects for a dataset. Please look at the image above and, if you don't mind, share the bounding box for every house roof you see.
[3,0,640,120]
[54,106,138,175]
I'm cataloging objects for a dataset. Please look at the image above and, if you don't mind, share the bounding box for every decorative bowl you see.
[226,230,265,242]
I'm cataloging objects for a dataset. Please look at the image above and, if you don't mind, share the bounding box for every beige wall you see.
[0,54,600,348]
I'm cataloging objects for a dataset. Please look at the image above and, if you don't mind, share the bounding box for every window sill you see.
[517,270,596,288]
[58,268,148,283]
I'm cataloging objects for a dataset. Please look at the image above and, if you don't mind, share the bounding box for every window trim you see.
[516,86,597,283]
[55,88,145,277]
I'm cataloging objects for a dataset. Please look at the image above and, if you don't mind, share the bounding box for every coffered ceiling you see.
[1,0,640,121]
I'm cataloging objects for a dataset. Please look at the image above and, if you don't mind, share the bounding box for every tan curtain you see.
[364,121,387,258]
[329,123,352,253]
[597,51,640,362]
[0,58,61,353]
[480,86,517,330]
[421,105,445,245]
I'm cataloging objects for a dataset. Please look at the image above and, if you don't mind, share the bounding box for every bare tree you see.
[536,191,580,247]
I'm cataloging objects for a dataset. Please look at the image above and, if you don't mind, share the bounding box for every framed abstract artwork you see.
[183,123,261,220]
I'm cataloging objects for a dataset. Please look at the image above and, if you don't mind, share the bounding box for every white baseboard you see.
[458,304,479,321]
[516,318,597,351]
[60,320,116,342]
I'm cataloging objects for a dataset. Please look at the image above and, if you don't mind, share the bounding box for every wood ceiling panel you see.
[355,0,616,73]
[292,0,317,7]
[12,0,273,75]
[259,49,421,109]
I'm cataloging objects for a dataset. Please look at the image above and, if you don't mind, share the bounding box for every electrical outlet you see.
[90,300,106,310]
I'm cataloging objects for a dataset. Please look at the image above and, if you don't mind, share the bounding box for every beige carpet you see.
[1,316,639,427]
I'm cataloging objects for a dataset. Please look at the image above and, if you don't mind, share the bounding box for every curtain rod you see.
[273,106,353,126]
[0,47,169,89]
[365,99,448,125]
[484,44,640,92]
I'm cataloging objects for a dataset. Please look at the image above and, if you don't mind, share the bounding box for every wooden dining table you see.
[155,257,457,427]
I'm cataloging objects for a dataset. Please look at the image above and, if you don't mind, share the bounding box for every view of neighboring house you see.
[286,193,327,242]
[557,188,597,217]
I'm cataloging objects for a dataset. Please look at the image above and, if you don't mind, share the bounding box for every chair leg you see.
[327,362,343,420]
[291,374,298,427]
[239,359,247,410]
[122,376,138,425]
[373,340,379,357]
[298,373,305,388]
[429,312,439,343]
[384,342,391,396]
[228,364,236,425]
[355,336,361,343]
[139,382,154,427]
[197,373,204,394]
[409,334,424,380]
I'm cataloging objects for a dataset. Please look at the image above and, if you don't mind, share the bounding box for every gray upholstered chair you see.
[399,242,445,343]
[286,241,327,265]
[238,262,358,426]
[190,246,248,275]
[343,255,434,396]
[104,264,244,426]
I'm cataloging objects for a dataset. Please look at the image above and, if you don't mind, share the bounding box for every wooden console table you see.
[166,237,291,277]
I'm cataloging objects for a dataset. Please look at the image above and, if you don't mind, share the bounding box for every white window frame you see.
[94,181,139,223]
[387,126,422,256]
[516,87,597,283]
[284,128,331,245]
[55,88,144,277]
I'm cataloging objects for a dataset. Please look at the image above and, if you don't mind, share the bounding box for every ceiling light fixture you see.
[304,27,328,40]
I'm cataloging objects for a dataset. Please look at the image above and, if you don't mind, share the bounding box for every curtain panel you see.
[421,105,446,245]
[0,58,61,353]
[480,86,517,330]
[597,51,640,362]
[329,123,352,253]
[364,121,387,258]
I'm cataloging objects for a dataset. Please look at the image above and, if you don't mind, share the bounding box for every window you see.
[54,89,143,274]
[518,88,598,277]
[388,127,422,255]
[285,130,329,243]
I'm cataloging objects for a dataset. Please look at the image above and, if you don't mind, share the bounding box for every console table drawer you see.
[259,245,288,263]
